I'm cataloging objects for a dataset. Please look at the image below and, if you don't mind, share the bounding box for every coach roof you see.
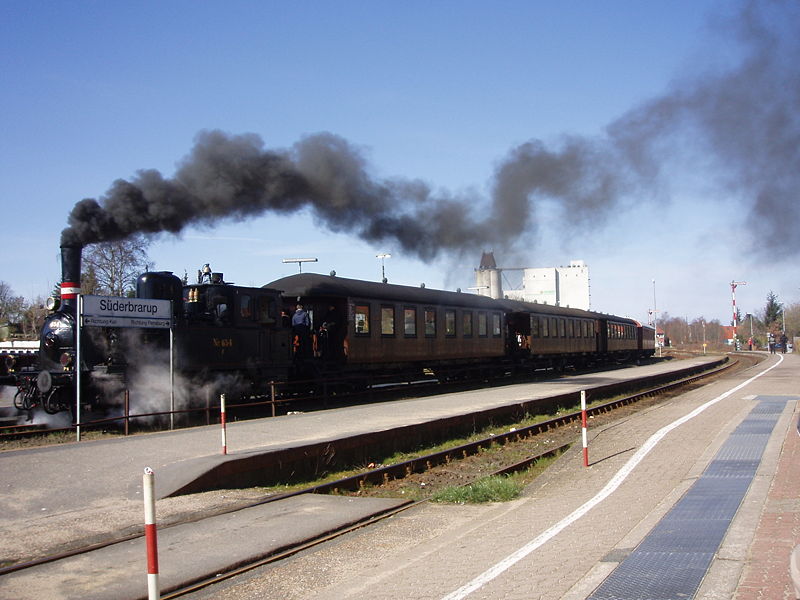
[265,273,502,310]
[266,273,638,325]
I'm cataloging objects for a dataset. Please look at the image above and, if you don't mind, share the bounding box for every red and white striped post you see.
[581,390,589,467]
[220,393,227,455]
[731,280,746,350]
[142,467,160,600]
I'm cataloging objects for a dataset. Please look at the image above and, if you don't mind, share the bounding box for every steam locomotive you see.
[6,244,655,418]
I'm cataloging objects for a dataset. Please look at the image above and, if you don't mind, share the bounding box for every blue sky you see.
[1,1,797,324]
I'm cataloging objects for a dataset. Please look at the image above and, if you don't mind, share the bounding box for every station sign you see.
[81,295,172,329]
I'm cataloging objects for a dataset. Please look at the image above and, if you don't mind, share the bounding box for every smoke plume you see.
[62,1,799,260]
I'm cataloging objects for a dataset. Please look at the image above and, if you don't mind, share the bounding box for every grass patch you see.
[431,474,524,504]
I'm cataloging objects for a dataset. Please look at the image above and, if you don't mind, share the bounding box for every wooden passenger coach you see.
[267,274,506,373]
[500,298,642,365]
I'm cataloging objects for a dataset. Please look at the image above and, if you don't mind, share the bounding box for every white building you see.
[475,254,591,310]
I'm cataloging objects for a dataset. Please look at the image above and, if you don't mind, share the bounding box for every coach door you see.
[596,319,607,353]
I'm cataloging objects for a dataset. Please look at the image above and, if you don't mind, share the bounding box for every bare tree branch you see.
[81,235,152,297]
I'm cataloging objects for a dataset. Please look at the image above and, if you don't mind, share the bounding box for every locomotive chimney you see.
[60,243,82,313]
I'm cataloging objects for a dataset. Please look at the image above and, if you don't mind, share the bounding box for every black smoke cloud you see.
[490,1,800,258]
[61,131,496,260]
[62,1,799,260]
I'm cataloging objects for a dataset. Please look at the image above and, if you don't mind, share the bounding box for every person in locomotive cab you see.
[292,304,311,356]
[199,263,213,284]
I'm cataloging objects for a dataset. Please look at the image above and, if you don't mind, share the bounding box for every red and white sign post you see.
[220,393,228,455]
[142,467,160,600]
[581,390,589,467]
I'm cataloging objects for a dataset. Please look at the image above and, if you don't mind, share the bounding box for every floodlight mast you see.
[376,253,391,283]
[282,258,318,273]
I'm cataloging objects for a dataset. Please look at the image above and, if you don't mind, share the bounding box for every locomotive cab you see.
[135,268,291,392]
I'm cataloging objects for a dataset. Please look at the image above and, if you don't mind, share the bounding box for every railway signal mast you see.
[731,280,747,350]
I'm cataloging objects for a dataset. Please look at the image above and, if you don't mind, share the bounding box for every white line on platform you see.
[440,354,785,600]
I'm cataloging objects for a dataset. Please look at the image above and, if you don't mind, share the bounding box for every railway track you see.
[1,352,754,597]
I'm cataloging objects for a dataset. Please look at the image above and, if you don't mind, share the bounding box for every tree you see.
[785,302,799,338]
[763,291,783,331]
[82,236,152,297]
[80,264,101,296]
[0,281,25,325]
[661,313,728,347]
[20,296,48,337]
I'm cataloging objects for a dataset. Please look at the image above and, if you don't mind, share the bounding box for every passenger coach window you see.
[381,306,395,335]
[550,318,557,337]
[542,318,549,337]
[463,312,473,337]
[404,308,417,336]
[531,316,540,338]
[355,305,370,334]
[478,313,487,337]
[445,310,456,337]
[492,314,501,337]
[424,309,436,337]
[559,319,566,338]
[567,320,574,338]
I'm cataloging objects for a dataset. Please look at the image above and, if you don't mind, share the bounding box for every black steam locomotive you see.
[6,244,655,418]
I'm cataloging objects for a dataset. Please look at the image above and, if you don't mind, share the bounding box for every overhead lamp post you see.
[282,257,318,273]
[376,253,391,283]
[731,280,747,350]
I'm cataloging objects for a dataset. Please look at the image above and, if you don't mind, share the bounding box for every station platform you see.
[1,354,797,599]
